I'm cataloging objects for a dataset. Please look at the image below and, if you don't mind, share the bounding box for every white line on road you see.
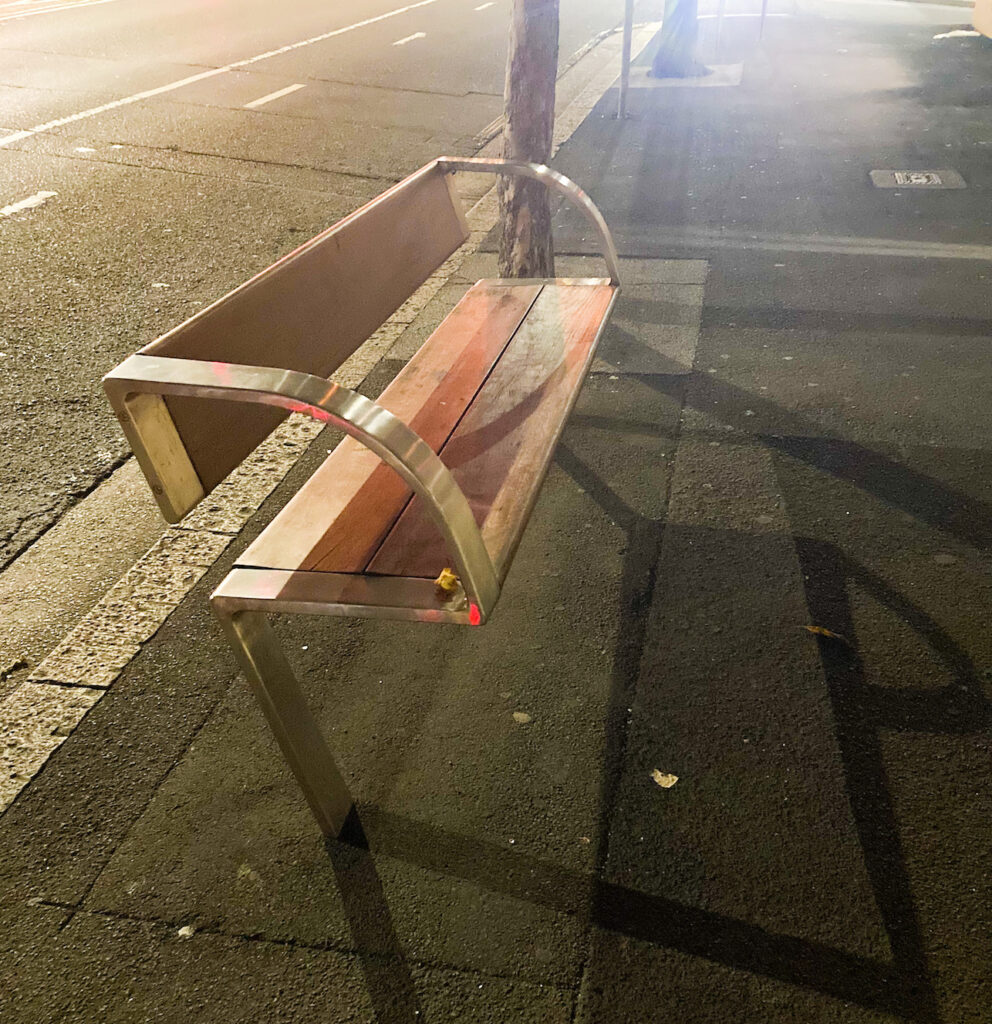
[0,0,121,24]
[393,31,426,45]
[474,3,495,10]
[244,83,306,109]
[0,191,56,217]
[0,0,439,148]
[655,226,992,261]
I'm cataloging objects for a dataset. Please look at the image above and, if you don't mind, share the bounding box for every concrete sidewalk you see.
[2,3,991,1022]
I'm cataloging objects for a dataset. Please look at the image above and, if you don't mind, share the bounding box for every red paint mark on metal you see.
[284,400,332,422]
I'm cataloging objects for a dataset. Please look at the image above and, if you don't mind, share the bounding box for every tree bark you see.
[498,0,559,278]
[650,0,708,78]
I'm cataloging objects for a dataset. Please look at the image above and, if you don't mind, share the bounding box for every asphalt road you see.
[0,0,636,571]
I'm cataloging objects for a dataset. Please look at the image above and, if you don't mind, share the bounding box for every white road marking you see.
[933,29,980,39]
[0,190,57,218]
[244,82,306,109]
[393,31,426,45]
[0,0,439,149]
[659,226,992,261]
[0,0,122,24]
[474,3,494,9]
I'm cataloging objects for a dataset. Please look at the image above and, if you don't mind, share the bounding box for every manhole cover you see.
[870,169,966,189]
[896,171,942,186]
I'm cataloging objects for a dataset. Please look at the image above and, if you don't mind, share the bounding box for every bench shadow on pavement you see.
[325,357,989,1023]
[326,812,425,1024]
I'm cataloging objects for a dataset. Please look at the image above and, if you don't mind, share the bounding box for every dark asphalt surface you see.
[0,0,635,569]
[2,1,991,1022]
[549,6,992,1018]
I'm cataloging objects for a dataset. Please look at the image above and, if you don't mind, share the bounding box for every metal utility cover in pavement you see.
[870,169,966,189]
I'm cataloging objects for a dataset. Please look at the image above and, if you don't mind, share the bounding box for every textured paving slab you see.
[574,437,905,1021]
[0,460,163,699]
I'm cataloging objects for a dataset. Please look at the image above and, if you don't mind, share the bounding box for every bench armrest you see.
[436,156,622,285]
[104,353,501,617]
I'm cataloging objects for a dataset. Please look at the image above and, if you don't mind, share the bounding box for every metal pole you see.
[715,0,726,62]
[618,0,635,119]
[759,0,770,40]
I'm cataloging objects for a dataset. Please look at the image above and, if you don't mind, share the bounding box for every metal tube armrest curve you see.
[104,353,500,617]
[436,156,621,285]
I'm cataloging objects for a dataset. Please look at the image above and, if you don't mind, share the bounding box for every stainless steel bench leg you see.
[216,608,353,837]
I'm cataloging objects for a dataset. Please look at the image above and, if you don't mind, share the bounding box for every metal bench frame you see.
[104,158,620,836]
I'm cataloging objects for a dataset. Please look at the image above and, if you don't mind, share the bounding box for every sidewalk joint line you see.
[32,898,575,990]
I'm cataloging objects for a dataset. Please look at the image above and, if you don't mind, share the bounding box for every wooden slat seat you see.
[239,279,615,587]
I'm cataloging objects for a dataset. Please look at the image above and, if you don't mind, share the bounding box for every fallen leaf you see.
[512,712,532,724]
[803,625,850,645]
[651,769,679,789]
[237,863,262,886]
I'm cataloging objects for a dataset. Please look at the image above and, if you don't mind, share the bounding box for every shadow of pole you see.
[551,350,991,1021]
[553,444,668,870]
[349,799,932,1020]
[623,367,992,552]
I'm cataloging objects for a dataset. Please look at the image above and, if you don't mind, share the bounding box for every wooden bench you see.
[103,157,620,836]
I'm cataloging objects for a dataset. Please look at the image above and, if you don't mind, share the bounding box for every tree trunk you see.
[650,0,707,78]
[498,0,559,278]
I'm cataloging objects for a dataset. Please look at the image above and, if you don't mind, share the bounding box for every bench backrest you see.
[140,161,469,499]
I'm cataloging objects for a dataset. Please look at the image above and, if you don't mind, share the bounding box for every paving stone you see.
[29,638,141,689]
[0,682,103,810]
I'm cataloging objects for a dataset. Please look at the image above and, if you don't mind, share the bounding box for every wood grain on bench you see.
[240,280,616,584]
[368,282,617,581]
[239,281,542,574]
